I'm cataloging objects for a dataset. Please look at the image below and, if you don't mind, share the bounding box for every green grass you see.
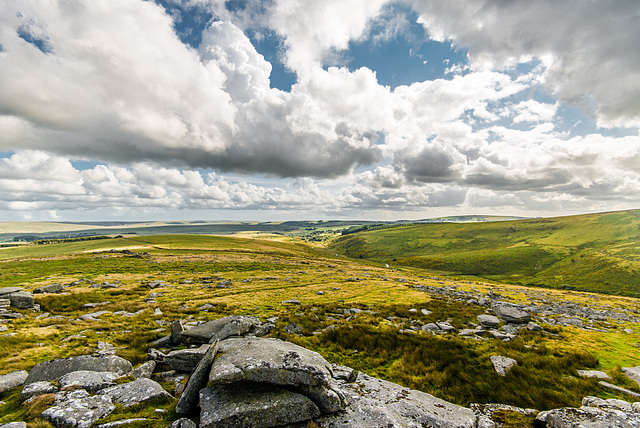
[329,210,640,296]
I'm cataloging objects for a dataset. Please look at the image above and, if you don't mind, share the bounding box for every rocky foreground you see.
[2,315,640,428]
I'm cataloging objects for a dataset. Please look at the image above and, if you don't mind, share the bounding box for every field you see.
[330,210,640,296]
[1,213,640,426]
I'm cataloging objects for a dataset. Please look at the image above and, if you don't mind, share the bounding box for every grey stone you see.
[599,381,640,399]
[98,378,171,408]
[6,292,34,309]
[170,320,184,344]
[527,321,543,331]
[59,371,120,393]
[577,370,611,380]
[490,356,517,376]
[281,299,301,305]
[132,361,156,379]
[422,322,440,332]
[150,335,172,348]
[330,364,356,382]
[20,380,58,402]
[249,322,275,337]
[209,337,333,387]
[164,346,209,372]
[42,389,115,428]
[315,372,477,428]
[540,406,640,427]
[0,423,27,428]
[284,323,302,334]
[199,382,321,428]
[180,316,261,345]
[25,355,133,385]
[623,366,640,387]
[0,287,23,296]
[33,283,64,294]
[297,381,348,413]
[421,308,432,316]
[494,305,531,324]
[0,370,28,393]
[95,418,148,428]
[0,299,9,309]
[176,341,219,416]
[436,321,456,332]
[167,419,197,428]
[477,314,501,328]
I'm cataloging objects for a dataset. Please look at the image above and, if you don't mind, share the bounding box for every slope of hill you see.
[329,210,640,296]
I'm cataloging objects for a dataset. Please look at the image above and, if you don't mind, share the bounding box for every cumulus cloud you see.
[410,0,640,127]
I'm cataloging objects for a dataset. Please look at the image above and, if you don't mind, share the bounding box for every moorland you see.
[1,210,640,427]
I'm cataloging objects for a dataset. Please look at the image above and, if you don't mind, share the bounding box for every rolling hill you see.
[329,210,640,296]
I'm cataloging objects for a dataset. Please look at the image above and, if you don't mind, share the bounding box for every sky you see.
[0,0,639,222]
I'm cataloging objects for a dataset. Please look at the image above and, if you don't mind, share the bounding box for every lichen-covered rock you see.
[622,366,640,387]
[180,316,261,344]
[132,361,156,379]
[0,287,24,296]
[490,356,517,376]
[33,283,64,294]
[176,342,219,415]
[0,423,27,428]
[25,355,132,386]
[315,372,477,428]
[58,371,120,393]
[164,346,209,372]
[577,370,611,380]
[20,381,58,402]
[98,378,171,408]
[209,337,332,387]
[494,305,531,324]
[6,292,34,309]
[199,382,321,428]
[168,419,197,428]
[539,405,640,427]
[41,389,115,428]
[477,314,501,328]
[0,370,28,393]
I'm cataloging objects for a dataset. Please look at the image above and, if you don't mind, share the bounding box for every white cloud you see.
[410,0,640,127]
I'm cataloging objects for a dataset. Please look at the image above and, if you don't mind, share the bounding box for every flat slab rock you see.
[200,382,321,428]
[538,406,640,428]
[180,315,261,344]
[209,337,332,387]
[494,305,531,324]
[41,389,115,428]
[98,378,171,408]
[490,355,518,376]
[59,370,120,393]
[0,370,28,393]
[622,366,640,387]
[25,355,133,385]
[577,370,611,380]
[315,372,477,428]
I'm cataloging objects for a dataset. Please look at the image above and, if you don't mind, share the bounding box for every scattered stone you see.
[599,381,640,399]
[316,290,325,295]
[95,418,148,428]
[538,404,640,427]
[82,302,110,309]
[421,308,432,316]
[622,366,640,387]
[33,283,64,294]
[42,389,115,428]
[0,325,7,332]
[490,356,517,376]
[422,323,440,332]
[21,381,59,402]
[154,308,163,316]
[494,305,531,324]
[168,419,197,428]
[577,370,611,380]
[527,321,543,331]
[0,370,28,394]
[176,341,220,415]
[98,378,171,408]
[170,320,184,344]
[477,314,501,328]
[132,361,156,379]
[624,328,634,334]
[199,382,321,428]
[281,299,301,305]
[25,355,133,385]
[436,321,456,332]
[284,323,302,334]
[59,371,120,393]
[0,423,27,428]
